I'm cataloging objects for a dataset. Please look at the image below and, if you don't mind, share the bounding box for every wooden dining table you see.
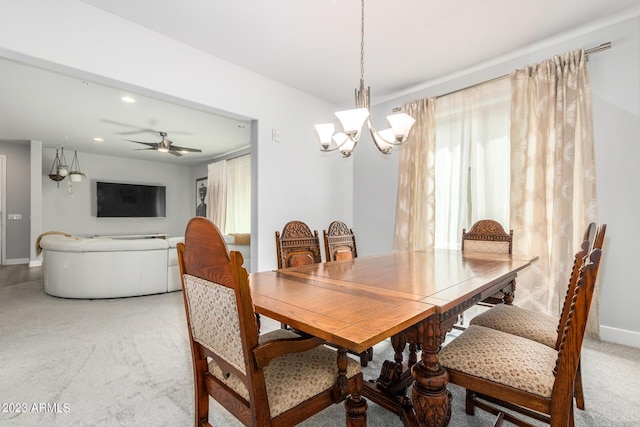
[249,249,537,426]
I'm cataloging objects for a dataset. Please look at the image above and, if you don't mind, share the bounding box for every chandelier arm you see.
[366,117,408,147]
[319,134,359,153]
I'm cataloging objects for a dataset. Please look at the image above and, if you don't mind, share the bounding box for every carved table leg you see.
[345,374,367,427]
[411,315,452,427]
[502,279,516,305]
[339,348,368,426]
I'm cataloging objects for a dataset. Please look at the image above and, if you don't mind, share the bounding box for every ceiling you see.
[2,0,639,164]
[0,59,252,166]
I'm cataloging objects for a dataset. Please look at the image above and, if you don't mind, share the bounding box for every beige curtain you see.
[393,98,436,251]
[225,155,251,233]
[510,49,599,337]
[207,160,227,233]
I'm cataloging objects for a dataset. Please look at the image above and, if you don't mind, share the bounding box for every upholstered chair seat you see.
[207,329,361,418]
[439,325,557,398]
[469,304,558,348]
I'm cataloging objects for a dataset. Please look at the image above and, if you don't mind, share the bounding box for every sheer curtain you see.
[510,49,599,336]
[207,160,227,233]
[393,98,437,251]
[225,155,251,233]
[434,77,511,249]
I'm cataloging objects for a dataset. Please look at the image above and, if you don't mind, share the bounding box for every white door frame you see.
[1,155,6,265]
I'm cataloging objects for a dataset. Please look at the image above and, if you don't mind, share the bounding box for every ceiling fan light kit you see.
[315,0,416,157]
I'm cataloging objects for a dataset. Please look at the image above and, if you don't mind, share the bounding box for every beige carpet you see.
[1,273,639,426]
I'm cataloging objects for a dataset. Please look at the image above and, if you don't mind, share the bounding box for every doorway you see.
[1,154,6,265]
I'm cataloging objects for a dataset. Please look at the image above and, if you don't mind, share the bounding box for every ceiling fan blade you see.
[134,148,157,151]
[119,128,162,136]
[124,139,158,149]
[170,145,202,153]
[167,150,183,157]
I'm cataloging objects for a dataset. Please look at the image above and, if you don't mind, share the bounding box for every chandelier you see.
[314,0,416,157]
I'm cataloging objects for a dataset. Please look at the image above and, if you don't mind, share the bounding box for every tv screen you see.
[97,182,166,218]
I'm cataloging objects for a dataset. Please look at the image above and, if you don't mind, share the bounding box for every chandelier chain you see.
[360,0,365,82]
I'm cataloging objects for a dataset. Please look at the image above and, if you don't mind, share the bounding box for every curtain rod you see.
[392,42,611,112]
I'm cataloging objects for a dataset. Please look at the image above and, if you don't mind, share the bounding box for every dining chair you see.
[274,220,323,330]
[323,220,358,261]
[178,217,367,427]
[454,219,515,330]
[461,219,515,304]
[275,220,322,269]
[438,228,604,426]
[468,222,602,410]
[322,220,373,367]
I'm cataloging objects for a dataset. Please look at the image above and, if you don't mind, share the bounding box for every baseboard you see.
[4,258,29,265]
[28,259,43,267]
[600,325,640,349]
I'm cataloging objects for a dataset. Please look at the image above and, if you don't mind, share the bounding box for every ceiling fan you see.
[125,132,202,157]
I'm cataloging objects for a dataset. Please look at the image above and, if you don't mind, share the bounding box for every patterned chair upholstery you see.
[439,243,604,426]
[468,222,601,411]
[178,217,367,426]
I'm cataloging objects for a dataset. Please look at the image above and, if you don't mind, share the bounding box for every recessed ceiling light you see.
[121,96,136,103]
[93,137,104,142]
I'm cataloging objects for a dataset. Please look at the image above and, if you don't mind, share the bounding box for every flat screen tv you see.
[97,182,166,218]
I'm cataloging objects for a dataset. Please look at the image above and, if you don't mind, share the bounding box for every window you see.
[433,77,511,249]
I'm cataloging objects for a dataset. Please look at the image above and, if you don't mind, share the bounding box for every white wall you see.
[0,0,353,273]
[356,14,640,348]
[41,148,193,238]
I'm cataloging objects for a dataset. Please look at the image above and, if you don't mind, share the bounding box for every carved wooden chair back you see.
[178,217,366,426]
[323,220,358,261]
[555,222,598,350]
[548,238,603,426]
[275,220,322,269]
[461,219,513,254]
[441,225,605,426]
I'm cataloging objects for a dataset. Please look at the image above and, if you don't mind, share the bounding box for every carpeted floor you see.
[1,266,639,426]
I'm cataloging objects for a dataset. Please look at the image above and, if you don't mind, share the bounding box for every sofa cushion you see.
[39,235,168,252]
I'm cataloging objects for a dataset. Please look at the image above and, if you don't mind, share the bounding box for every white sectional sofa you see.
[39,234,250,299]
